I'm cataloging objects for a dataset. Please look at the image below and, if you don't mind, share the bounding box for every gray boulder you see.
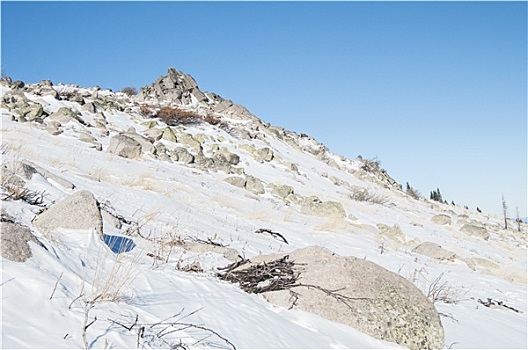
[270,184,294,199]
[431,214,452,225]
[49,107,86,125]
[171,147,194,164]
[460,224,489,240]
[108,134,142,159]
[46,121,62,135]
[1,222,43,262]
[224,176,246,189]
[33,190,103,237]
[300,196,346,218]
[194,153,214,169]
[231,246,444,350]
[24,104,46,121]
[81,102,97,113]
[122,131,155,155]
[254,147,274,162]
[245,175,265,194]
[412,242,457,261]
[177,134,202,152]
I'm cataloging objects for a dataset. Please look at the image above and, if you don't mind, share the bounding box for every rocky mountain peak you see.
[138,67,206,105]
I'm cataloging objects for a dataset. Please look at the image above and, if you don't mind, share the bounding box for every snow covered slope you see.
[1,71,526,349]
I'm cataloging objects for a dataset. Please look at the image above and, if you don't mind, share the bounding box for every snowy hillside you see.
[1,69,526,349]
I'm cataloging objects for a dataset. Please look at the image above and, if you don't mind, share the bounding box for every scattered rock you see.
[377,224,406,242]
[224,176,247,189]
[461,224,489,240]
[431,214,452,226]
[177,134,202,152]
[253,147,274,162]
[107,134,142,159]
[48,107,86,125]
[122,131,156,155]
[300,196,346,217]
[412,242,457,261]
[1,222,44,262]
[270,183,294,199]
[171,147,194,164]
[144,128,164,142]
[33,190,103,237]
[245,175,265,194]
[24,104,46,121]
[81,102,97,113]
[162,128,177,142]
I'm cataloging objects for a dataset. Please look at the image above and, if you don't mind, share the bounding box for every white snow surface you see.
[1,83,526,349]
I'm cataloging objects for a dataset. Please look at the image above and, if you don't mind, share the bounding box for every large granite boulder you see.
[33,190,103,237]
[225,246,444,350]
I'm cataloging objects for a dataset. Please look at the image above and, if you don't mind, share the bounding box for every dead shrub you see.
[350,189,388,205]
[360,157,381,173]
[141,106,227,128]
[120,87,138,96]
[139,105,154,118]
[1,181,46,206]
[426,273,464,305]
[156,107,202,126]
[406,187,421,200]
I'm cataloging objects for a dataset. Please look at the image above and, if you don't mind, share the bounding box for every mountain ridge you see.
[1,69,526,349]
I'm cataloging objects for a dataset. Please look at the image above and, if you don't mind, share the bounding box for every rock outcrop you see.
[137,67,207,105]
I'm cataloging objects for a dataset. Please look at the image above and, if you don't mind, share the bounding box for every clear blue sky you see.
[2,1,526,217]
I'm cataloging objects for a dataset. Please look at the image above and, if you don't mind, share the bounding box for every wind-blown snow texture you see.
[1,74,526,349]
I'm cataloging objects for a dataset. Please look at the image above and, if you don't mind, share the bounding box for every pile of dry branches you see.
[218,255,301,294]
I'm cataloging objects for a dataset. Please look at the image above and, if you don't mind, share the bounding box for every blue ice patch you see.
[103,234,136,253]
